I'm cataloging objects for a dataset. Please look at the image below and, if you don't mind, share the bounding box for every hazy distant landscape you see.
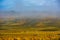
[0,16,60,40]
[0,16,60,31]
[0,0,60,40]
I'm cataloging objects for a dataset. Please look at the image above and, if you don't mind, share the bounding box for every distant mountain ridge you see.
[0,11,60,18]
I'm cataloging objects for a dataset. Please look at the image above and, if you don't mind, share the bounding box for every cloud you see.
[23,0,56,6]
[19,0,58,12]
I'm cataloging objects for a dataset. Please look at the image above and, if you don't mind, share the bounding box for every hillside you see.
[0,18,60,31]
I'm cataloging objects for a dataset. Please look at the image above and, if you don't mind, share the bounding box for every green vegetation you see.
[0,18,60,40]
[0,18,60,31]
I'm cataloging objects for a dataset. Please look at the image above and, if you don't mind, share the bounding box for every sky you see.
[0,0,60,11]
[0,0,60,18]
[0,0,14,11]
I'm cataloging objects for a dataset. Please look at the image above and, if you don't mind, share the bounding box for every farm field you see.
[0,18,60,40]
[0,30,60,40]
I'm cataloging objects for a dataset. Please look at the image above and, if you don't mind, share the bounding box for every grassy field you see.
[0,30,60,40]
[0,18,60,40]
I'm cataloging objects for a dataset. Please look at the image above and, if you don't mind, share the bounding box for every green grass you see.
[0,25,60,31]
